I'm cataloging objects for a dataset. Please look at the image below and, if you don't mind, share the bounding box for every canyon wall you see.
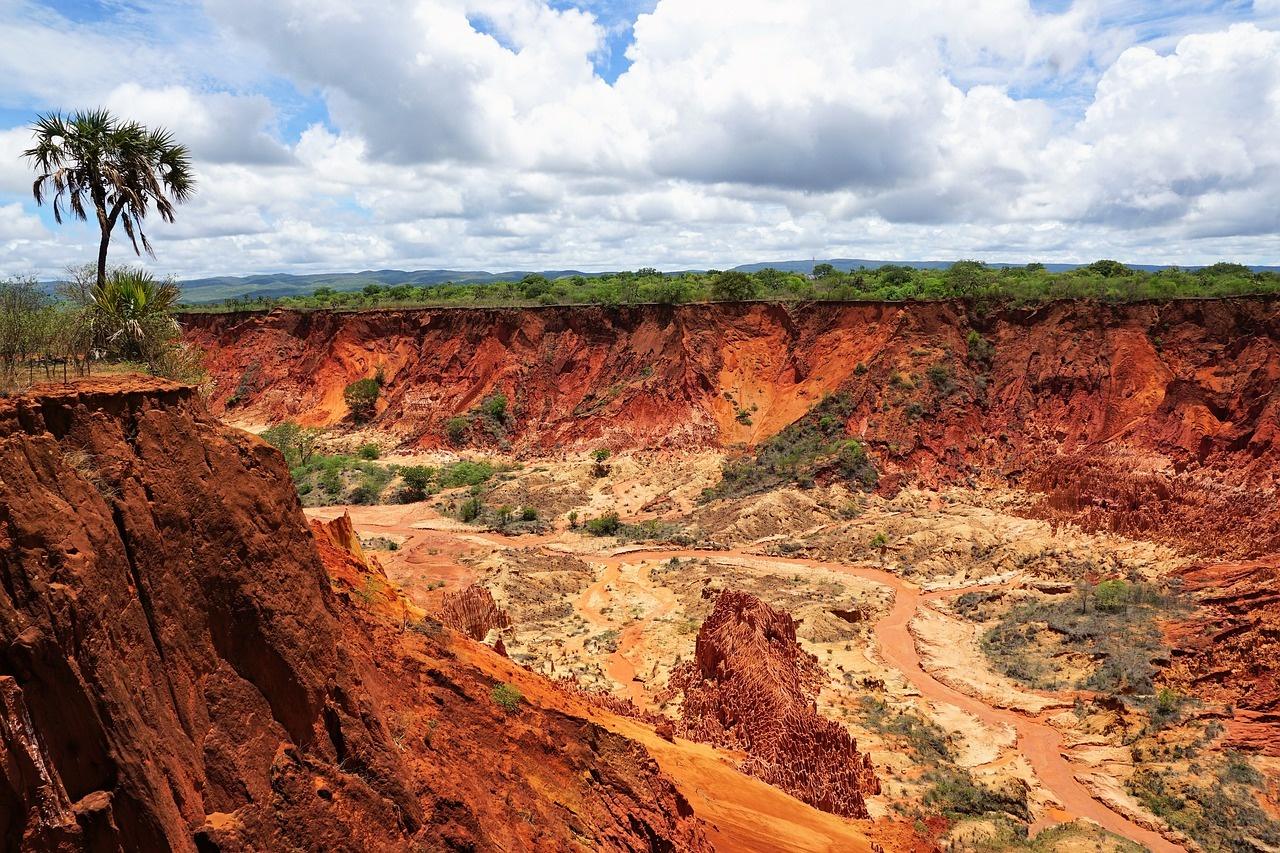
[184,298,1280,556]
[0,379,709,851]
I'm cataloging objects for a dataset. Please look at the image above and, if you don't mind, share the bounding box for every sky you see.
[0,0,1278,278]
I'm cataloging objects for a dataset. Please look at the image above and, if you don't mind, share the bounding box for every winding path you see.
[320,508,1181,851]
[573,547,1183,853]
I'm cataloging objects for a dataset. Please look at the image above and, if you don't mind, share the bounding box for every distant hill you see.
[177,268,611,303]
[171,259,1280,303]
[729,259,1280,274]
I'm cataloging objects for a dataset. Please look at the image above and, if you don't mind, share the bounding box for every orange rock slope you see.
[0,378,715,851]
[184,298,1280,557]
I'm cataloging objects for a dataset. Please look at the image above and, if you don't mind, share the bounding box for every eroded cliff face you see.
[0,379,709,852]
[667,590,880,819]
[183,299,1280,557]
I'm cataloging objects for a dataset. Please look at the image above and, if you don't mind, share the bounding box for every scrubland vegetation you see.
[708,392,877,499]
[975,578,1181,701]
[1,268,206,390]
[187,260,1280,313]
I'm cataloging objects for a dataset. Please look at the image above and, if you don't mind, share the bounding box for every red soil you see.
[668,589,880,819]
[0,378,714,851]
[184,298,1280,557]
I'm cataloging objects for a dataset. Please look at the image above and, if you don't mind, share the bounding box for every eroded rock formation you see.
[439,585,512,643]
[0,378,709,851]
[668,589,880,818]
[1163,558,1280,755]
[184,298,1280,558]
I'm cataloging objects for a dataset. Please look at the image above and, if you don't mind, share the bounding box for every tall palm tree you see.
[24,109,195,287]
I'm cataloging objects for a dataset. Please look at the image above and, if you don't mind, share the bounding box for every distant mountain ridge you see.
[173,259,1280,303]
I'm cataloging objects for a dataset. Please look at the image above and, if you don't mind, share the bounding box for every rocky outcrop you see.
[667,589,880,818]
[184,298,1280,558]
[0,377,710,851]
[439,585,512,643]
[1163,557,1280,755]
[310,510,415,619]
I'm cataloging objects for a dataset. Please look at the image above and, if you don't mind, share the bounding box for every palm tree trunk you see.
[95,201,125,288]
[96,229,111,289]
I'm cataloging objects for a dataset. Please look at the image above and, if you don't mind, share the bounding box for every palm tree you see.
[24,109,195,287]
[90,268,181,361]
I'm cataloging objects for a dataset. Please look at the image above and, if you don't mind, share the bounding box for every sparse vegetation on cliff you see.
[707,392,876,499]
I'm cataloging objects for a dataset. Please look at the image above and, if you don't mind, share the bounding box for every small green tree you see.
[709,271,759,301]
[343,378,380,423]
[870,532,889,563]
[357,442,380,460]
[591,448,611,478]
[398,465,435,502]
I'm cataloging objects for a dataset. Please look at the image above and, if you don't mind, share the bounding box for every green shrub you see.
[520,506,538,522]
[1094,579,1130,611]
[491,683,522,713]
[357,442,380,460]
[438,460,495,489]
[708,393,875,499]
[966,330,995,368]
[444,416,469,445]
[397,465,435,502]
[924,768,1029,821]
[585,512,622,536]
[459,496,483,523]
[480,393,508,423]
[343,378,380,423]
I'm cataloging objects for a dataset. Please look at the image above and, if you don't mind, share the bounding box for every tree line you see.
[187,259,1280,314]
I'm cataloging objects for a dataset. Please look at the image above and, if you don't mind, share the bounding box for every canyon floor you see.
[301,446,1278,853]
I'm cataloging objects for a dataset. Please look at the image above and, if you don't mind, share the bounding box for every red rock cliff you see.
[668,589,880,818]
[0,378,709,851]
[183,299,1280,557]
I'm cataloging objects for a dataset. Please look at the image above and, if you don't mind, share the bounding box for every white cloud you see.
[0,1,1278,278]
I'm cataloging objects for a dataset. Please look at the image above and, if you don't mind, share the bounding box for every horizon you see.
[3,2,1279,278]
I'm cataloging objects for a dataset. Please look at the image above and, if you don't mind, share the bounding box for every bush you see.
[1094,579,1130,611]
[520,506,538,522]
[343,378,380,423]
[708,393,875,499]
[444,416,469,445]
[924,768,1029,821]
[459,496,483,523]
[491,683,522,713]
[357,443,380,460]
[480,393,508,423]
[966,330,995,368]
[398,465,435,502]
[438,460,495,489]
[708,271,759,301]
[585,512,622,536]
